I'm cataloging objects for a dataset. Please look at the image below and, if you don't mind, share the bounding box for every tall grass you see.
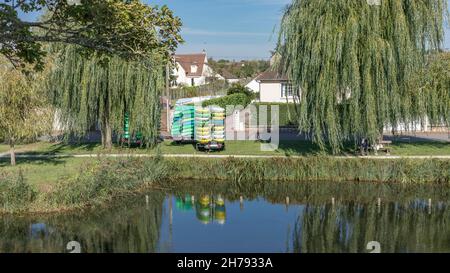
[48,157,170,209]
[165,157,450,185]
[0,171,37,212]
[1,156,449,214]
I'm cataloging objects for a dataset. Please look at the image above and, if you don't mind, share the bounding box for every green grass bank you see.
[0,157,450,213]
[1,156,450,214]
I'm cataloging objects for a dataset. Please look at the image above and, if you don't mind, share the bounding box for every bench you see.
[376,140,392,155]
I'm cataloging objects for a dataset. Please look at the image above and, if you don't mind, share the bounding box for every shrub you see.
[0,172,37,212]
[203,93,252,109]
[227,83,255,99]
[181,86,198,98]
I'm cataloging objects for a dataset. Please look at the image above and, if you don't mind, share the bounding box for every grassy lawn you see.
[0,140,332,156]
[390,141,450,155]
[0,157,94,187]
[1,139,450,190]
[1,139,450,157]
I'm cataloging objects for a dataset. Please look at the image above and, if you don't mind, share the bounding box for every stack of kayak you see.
[195,107,212,144]
[171,105,195,141]
[172,105,225,150]
[210,107,225,143]
[170,106,183,140]
[181,105,195,140]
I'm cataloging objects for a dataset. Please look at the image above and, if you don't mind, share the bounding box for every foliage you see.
[0,172,37,212]
[202,93,252,109]
[46,45,164,148]
[411,52,450,126]
[0,59,53,165]
[0,0,183,70]
[208,58,270,79]
[278,0,448,153]
[180,86,199,97]
[227,83,255,100]
[170,80,228,100]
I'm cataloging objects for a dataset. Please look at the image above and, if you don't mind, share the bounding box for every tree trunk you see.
[9,138,16,166]
[101,118,113,150]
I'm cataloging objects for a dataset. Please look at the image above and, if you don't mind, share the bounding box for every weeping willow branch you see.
[46,45,164,148]
[278,0,448,153]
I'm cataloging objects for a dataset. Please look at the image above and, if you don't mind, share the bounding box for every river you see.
[1,181,449,253]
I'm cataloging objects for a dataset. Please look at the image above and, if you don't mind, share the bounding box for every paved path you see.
[1,153,450,160]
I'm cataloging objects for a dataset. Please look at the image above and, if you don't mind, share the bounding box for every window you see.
[281,83,294,98]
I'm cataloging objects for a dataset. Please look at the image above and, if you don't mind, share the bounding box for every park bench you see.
[376,140,392,155]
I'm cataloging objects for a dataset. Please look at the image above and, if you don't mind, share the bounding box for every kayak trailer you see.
[171,105,225,152]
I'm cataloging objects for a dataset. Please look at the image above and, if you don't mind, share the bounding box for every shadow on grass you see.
[0,156,67,168]
[391,140,450,150]
[276,140,357,156]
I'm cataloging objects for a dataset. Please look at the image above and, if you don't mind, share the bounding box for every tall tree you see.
[46,45,165,149]
[415,52,450,128]
[278,0,448,153]
[0,61,52,166]
[0,0,182,70]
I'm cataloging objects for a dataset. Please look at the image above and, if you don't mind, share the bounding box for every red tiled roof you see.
[255,70,288,81]
[175,53,207,77]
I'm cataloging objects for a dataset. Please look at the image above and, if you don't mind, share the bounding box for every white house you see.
[255,71,298,103]
[173,52,216,87]
[245,78,260,93]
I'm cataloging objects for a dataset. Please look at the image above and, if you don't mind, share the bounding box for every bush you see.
[227,83,255,100]
[180,86,198,98]
[202,93,252,109]
[0,172,37,212]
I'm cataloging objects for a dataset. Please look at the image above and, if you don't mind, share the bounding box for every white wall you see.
[259,82,297,103]
[173,62,214,87]
[246,79,259,93]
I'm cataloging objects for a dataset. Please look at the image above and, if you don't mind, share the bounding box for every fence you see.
[170,81,228,100]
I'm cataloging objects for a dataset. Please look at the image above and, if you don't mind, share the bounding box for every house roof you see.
[255,70,288,82]
[221,69,238,80]
[175,53,207,77]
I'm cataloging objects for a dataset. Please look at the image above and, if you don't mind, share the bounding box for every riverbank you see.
[1,156,450,214]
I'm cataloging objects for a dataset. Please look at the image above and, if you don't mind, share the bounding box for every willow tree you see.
[47,45,165,149]
[0,61,52,166]
[415,52,450,129]
[278,0,448,153]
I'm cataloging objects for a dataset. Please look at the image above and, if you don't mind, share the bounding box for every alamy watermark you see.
[223,104,280,152]
[66,241,81,253]
[367,241,381,253]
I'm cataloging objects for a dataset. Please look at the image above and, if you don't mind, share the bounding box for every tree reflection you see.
[0,192,165,253]
[294,201,450,253]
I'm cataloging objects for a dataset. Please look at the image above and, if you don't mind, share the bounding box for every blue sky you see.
[14,0,450,60]
[147,0,291,60]
[148,0,450,60]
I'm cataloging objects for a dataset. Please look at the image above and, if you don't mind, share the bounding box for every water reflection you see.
[0,181,449,253]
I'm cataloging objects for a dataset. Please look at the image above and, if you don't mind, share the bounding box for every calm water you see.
[1,181,449,253]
